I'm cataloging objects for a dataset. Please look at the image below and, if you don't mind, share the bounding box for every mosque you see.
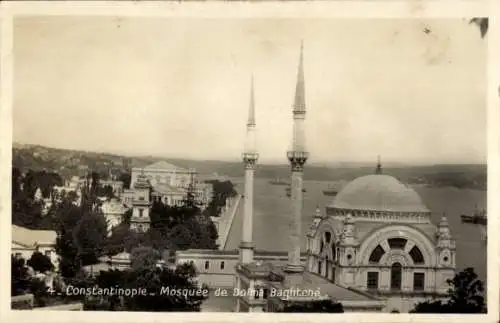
[176,42,457,313]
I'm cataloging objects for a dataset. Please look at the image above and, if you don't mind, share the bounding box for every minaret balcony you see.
[287,151,309,172]
[287,151,309,160]
[242,152,259,164]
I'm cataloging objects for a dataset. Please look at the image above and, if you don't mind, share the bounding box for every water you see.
[225,177,487,282]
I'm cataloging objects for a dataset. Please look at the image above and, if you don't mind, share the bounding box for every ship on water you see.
[460,205,487,225]
[269,177,290,186]
[322,185,338,196]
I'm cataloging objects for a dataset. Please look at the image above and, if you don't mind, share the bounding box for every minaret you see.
[285,41,309,275]
[375,155,382,174]
[239,76,259,264]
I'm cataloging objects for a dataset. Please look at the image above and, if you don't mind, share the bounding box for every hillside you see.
[11,143,486,190]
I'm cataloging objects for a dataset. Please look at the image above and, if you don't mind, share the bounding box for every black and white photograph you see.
[2,3,494,319]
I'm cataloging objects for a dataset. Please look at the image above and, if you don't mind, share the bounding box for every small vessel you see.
[323,185,338,196]
[460,206,487,225]
[269,178,289,186]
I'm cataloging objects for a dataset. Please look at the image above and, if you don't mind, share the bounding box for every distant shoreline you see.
[12,144,486,192]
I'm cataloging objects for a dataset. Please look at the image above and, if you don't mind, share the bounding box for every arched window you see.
[369,245,385,263]
[388,238,407,249]
[324,232,331,244]
[204,261,210,270]
[390,262,402,290]
[220,261,225,270]
[409,246,425,264]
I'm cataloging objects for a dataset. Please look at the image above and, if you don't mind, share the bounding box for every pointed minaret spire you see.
[247,74,256,127]
[375,155,382,174]
[285,42,309,279]
[293,40,305,113]
[240,76,259,264]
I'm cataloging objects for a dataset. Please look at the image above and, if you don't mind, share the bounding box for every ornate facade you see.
[231,42,455,313]
[306,173,456,312]
[130,171,152,233]
[125,161,212,210]
[131,161,195,189]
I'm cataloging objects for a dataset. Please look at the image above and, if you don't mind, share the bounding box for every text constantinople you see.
[65,285,148,297]
[65,286,210,298]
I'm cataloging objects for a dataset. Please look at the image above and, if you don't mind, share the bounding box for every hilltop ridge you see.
[12,143,486,190]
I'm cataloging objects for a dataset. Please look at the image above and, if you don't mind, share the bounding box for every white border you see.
[0,1,497,323]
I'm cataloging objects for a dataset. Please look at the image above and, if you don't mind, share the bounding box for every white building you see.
[125,161,213,210]
[11,225,59,271]
[100,198,129,236]
[233,43,455,313]
[66,176,124,197]
[131,161,195,189]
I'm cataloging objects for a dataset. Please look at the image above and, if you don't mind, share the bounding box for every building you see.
[100,198,129,236]
[100,179,124,197]
[131,161,195,189]
[151,182,186,207]
[125,161,212,209]
[231,42,455,313]
[11,225,59,270]
[175,249,308,288]
[130,171,152,233]
[309,172,456,312]
[66,176,124,198]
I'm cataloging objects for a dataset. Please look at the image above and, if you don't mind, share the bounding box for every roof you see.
[328,174,429,213]
[134,173,151,189]
[309,217,438,246]
[354,221,438,244]
[154,183,186,195]
[111,252,131,261]
[301,272,380,301]
[12,225,56,247]
[144,161,187,172]
[101,200,128,214]
[271,271,379,302]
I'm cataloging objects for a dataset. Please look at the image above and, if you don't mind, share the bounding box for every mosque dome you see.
[328,174,429,213]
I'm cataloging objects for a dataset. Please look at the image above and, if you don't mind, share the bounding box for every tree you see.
[203,180,237,217]
[280,299,344,313]
[11,256,30,296]
[55,194,107,277]
[130,246,161,271]
[55,201,83,278]
[447,267,485,312]
[105,223,131,256]
[411,267,485,313]
[119,172,132,189]
[27,251,54,273]
[11,255,52,307]
[123,262,208,311]
[73,211,109,266]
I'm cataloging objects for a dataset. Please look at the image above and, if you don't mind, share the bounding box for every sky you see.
[13,17,487,164]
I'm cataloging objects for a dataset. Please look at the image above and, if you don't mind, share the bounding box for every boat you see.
[460,207,487,225]
[323,186,338,196]
[269,178,290,186]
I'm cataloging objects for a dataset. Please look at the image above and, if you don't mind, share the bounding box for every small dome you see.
[328,174,429,213]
